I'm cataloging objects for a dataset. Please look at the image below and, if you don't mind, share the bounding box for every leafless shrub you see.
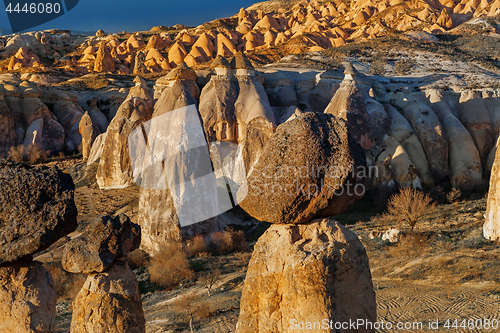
[148,243,195,289]
[198,260,221,297]
[384,187,434,232]
[173,294,207,333]
[447,188,462,203]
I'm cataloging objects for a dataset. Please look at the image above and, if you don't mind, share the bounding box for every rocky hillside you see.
[1,0,500,74]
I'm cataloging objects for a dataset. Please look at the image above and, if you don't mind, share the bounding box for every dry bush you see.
[447,188,462,203]
[148,243,195,289]
[185,235,209,257]
[173,294,210,332]
[126,249,149,269]
[389,233,430,257]
[45,262,87,300]
[7,145,25,163]
[209,228,248,254]
[384,187,433,232]
[25,144,48,164]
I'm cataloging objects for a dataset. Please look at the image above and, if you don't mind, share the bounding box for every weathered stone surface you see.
[0,160,77,264]
[87,132,107,166]
[79,111,95,161]
[238,113,366,224]
[62,214,140,274]
[0,260,56,333]
[70,260,146,333]
[94,42,115,73]
[484,139,500,242]
[236,219,376,333]
[0,89,17,157]
[96,86,152,189]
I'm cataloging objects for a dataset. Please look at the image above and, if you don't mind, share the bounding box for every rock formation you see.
[484,143,500,242]
[239,112,366,224]
[0,160,77,333]
[79,111,96,160]
[0,159,78,264]
[62,214,141,274]
[237,219,376,333]
[96,76,153,189]
[62,214,145,332]
[0,260,57,333]
[70,260,146,333]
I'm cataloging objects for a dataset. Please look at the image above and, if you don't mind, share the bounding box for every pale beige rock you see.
[458,91,495,167]
[70,260,145,333]
[0,260,56,333]
[236,219,376,333]
[94,42,115,73]
[87,132,107,166]
[427,89,483,190]
[484,136,500,242]
[382,227,401,243]
[79,111,95,161]
[385,104,434,188]
[96,79,152,189]
[402,98,449,181]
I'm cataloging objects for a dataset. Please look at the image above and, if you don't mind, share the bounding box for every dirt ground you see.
[47,159,500,332]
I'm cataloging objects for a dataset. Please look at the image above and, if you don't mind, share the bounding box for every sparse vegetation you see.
[148,243,195,289]
[447,188,462,203]
[126,249,149,269]
[384,187,434,232]
[198,260,222,297]
[7,144,48,164]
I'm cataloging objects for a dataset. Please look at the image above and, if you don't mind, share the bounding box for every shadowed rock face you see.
[62,214,141,274]
[236,219,377,333]
[0,159,77,265]
[238,112,366,224]
[0,260,57,333]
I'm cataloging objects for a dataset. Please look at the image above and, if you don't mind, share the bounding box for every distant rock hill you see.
[1,0,499,73]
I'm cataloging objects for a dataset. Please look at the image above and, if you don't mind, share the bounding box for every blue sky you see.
[1,0,260,34]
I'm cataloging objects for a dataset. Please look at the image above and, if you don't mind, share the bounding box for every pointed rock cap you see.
[344,62,358,75]
[211,55,231,68]
[134,76,147,87]
[231,51,254,70]
[164,60,198,82]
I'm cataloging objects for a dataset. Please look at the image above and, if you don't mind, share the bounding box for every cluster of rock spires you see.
[0,159,145,332]
[235,112,377,332]
[2,0,500,73]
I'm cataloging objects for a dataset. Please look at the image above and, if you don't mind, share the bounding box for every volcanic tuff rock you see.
[62,214,140,274]
[484,138,500,242]
[0,160,77,265]
[236,219,376,333]
[0,260,57,333]
[70,260,146,333]
[96,77,153,189]
[238,112,366,224]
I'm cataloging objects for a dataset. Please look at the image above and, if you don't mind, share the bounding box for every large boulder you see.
[70,260,146,333]
[0,160,78,265]
[238,113,366,224]
[236,219,376,333]
[0,260,56,333]
[79,111,96,161]
[62,214,141,274]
